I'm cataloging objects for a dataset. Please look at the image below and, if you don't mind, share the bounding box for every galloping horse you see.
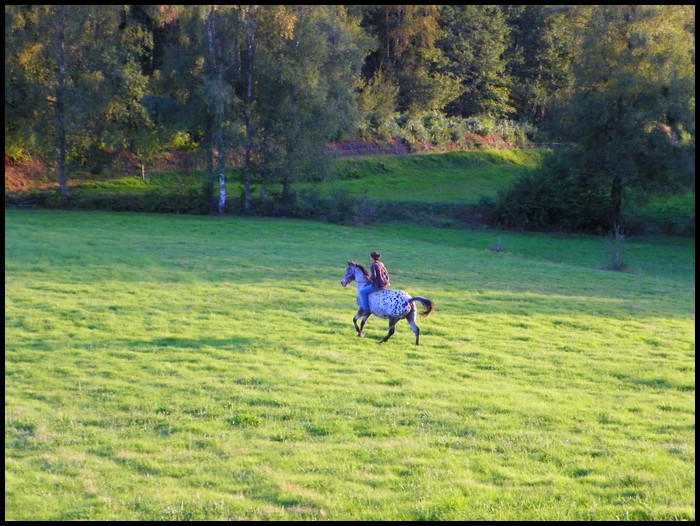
[340,260,435,345]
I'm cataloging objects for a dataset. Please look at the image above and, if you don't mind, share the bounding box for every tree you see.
[502,5,576,124]
[203,6,240,215]
[5,5,153,201]
[99,6,161,179]
[155,5,245,215]
[241,5,258,213]
[356,67,400,135]
[439,5,514,119]
[554,5,695,229]
[5,6,36,159]
[254,6,366,203]
[361,5,460,113]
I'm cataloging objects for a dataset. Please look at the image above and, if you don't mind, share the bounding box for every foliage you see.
[5,5,695,222]
[624,192,696,237]
[503,5,576,124]
[359,111,536,150]
[252,6,367,203]
[547,5,695,229]
[361,6,459,113]
[356,68,400,133]
[495,150,611,233]
[5,5,154,200]
[8,148,692,236]
[438,5,514,119]
[495,146,696,236]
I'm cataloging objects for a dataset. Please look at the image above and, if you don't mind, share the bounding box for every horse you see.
[340,260,435,345]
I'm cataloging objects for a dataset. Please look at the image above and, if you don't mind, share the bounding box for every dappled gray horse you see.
[340,260,435,345]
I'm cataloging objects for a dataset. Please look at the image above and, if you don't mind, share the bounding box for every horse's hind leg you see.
[379,317,399,344]
[406,309,421,345]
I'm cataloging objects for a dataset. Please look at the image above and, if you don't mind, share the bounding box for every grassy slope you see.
[319,150,545,203]
[66,149,544,206]
[5,209,695,520]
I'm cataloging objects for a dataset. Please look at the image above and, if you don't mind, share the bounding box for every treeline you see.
[4,5,695,232]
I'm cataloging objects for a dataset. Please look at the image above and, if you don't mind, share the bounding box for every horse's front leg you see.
[358,311,372,336]
[353,309,369,338]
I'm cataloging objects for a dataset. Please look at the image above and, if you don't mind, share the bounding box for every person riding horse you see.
[340,259,435,345]
[358,251,391,317]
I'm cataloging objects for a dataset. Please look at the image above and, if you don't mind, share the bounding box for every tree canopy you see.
[5,5,695,231]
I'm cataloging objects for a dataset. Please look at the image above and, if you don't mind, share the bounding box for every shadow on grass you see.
[124,336,256,352]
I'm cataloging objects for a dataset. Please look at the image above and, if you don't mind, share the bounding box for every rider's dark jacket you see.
[370,262,391,289]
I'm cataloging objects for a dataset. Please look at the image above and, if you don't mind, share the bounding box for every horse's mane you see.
[347,260,370,278]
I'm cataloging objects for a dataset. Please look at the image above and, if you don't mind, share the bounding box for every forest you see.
[4,5,695,233]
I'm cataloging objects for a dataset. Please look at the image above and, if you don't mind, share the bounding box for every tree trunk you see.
[282,174,293,204]
[56,6,69,204]
[207,7,227,216]
[243,9,256,212]
[204,116,216,211]
[610,174,623,231]
[217,134,227,216]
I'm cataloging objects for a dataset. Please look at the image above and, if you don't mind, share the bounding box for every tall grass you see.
[5,210,695,520]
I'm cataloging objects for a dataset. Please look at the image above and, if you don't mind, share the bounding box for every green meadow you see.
[5,209,695,520]
[320,150,545,203]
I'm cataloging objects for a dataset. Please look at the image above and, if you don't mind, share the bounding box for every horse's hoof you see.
[358,332,365,338]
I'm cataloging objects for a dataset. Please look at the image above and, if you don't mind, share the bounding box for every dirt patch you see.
[326,136,514,158]
[326,140,411,158]
[5,155,49,192]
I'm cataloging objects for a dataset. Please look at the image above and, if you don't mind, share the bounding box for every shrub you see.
[624,193,695,236]
[495,151,610,233]
[61,187,210,215]
[359,111,532,152]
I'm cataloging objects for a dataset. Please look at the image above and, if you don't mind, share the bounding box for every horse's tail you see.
[409,296,435,318]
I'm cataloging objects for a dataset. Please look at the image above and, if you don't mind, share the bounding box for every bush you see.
[624,193,695,236]
[495,151,610,233]
[359,111,532,152]
[61,187,210,215]
[244,189,360,225]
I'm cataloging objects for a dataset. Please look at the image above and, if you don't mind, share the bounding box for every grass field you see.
[320,150,545,203]
[5,209,695,520]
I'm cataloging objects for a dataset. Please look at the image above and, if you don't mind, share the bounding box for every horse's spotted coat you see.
[368,290,412,319]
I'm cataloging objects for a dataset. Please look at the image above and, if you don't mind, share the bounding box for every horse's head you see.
[340,261,356,287]
[340,260,369,288]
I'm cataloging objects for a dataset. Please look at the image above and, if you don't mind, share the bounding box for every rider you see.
[359,251,391,316]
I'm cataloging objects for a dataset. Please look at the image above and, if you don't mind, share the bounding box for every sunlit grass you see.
[5,209,695,520]
[318,149,545,203]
